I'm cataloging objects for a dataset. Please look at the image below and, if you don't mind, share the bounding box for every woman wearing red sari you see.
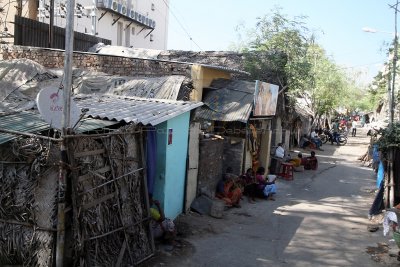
[216,168,243,208]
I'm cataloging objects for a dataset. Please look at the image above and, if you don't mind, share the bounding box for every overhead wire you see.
[161,0,202,51]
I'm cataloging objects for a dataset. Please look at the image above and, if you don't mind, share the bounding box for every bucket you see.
[209,199,225,218]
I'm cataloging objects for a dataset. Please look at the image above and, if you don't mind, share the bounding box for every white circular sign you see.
[36,86,80,130]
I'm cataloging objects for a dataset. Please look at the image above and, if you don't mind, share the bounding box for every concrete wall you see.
[190,64,231,101]
[154,112,190,219]
[0,45,191,77]
[197,138,224,198]
[272,116,283,146]
[185,122,200,212]
[259,126,272,172]
[2,0,169,49]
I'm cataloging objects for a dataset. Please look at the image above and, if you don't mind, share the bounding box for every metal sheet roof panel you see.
[194,79,256,123]
[0,112,119,144]
[0,112,50,144]
[75,95,203,126]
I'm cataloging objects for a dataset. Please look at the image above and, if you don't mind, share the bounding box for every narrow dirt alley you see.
[141,127,400,267]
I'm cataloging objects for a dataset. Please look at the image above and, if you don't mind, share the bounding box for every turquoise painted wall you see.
[153,112,190,219]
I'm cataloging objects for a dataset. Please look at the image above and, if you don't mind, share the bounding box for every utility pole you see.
[390,0,399,123]
[48,0,54,48]
[56,0,75,266]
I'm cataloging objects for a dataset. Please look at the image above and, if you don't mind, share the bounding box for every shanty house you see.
[75,94,203,219]
[0,57,202,265]
[193,78,279,197]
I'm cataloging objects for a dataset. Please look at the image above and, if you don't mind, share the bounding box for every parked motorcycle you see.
[319,129,347,146]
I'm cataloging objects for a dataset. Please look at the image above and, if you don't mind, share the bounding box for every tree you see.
[239,7,313,95]
[236,8,368,123]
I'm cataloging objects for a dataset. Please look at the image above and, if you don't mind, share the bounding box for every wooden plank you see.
[82,192,116,210]
[74,149,105,157]
[78,165,111,182]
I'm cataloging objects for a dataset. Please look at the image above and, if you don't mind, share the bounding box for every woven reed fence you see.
[69,126,154,266]
[0,125,154,266]
[0,137,59,266]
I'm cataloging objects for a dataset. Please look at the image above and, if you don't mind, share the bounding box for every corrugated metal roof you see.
[74,94,203,126]
[0,112,119,144]
[194,79,256,123]
[0,112,50,144]
[75,118,118,133]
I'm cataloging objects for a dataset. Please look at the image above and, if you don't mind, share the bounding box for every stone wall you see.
[197,138,224,198]
[222,137,245,175]
[0,45,192,77]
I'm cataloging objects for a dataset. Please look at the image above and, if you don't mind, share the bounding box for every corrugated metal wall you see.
[14,16,111,51]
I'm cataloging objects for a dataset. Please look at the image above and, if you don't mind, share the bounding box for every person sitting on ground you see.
[289,153,303,167]
[310,129,324,151]
[274,143,285,159]
[216,167,243,208]
[239,168,257,203]
[149,194,177,245]
[299,134,316,149]
[255,167,277,201]
[304,151,318,170]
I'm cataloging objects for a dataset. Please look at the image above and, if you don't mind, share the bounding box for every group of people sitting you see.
[288,151,318,171]
[274,143,319,171]
[216,166,277,207]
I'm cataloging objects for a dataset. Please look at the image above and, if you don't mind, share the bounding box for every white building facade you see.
[1,0,169,50]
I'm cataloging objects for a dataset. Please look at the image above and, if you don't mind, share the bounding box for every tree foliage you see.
[376,122,400,155]
[239,8,313,94]
[236,7,370,119]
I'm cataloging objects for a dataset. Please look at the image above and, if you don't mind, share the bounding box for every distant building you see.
[1,0,169,50]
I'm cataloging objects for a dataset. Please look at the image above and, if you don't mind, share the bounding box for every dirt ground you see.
[140,126,400,267]
[141,208,400,267]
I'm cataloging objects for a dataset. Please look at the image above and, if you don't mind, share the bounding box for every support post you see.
[56,0,75,266]
[390,0,399,123]
[48,0,54,48]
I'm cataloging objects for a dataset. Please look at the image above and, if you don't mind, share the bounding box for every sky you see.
[166,0,397,85]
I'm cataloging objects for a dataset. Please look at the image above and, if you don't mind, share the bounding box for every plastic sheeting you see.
[377,161,384,189]
[0,59,59,115]
[383,211,398,236]
[88,43,162,59]
[110,76,187,100]
[0,58,55,100]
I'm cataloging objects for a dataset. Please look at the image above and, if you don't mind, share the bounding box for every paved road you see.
[143,127,399,267]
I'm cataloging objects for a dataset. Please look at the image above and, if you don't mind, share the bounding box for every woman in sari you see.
[216,168,243,208]
[255,167,277,201]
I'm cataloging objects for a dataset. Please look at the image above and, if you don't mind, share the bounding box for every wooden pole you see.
[56,0,75,266]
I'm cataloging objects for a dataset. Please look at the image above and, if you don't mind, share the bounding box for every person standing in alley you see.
[331,120,340,145]
[351,119,357,137]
